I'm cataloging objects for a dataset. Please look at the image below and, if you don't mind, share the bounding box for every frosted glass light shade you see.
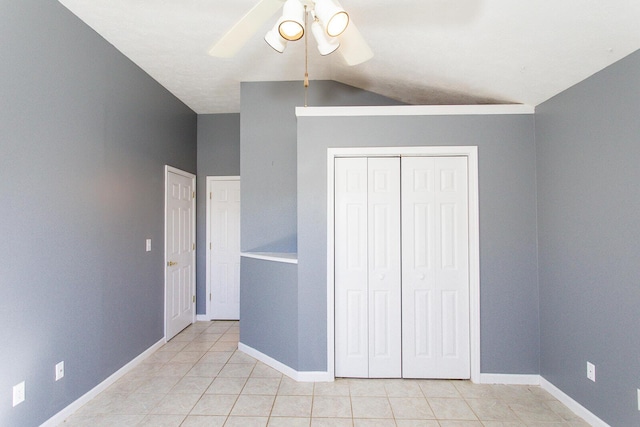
[265,21,288,52]
[311,20,339,55]
[314,0,349,37]
[279,0,305,41]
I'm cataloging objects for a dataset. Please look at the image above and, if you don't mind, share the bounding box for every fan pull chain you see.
[304,4,309,107]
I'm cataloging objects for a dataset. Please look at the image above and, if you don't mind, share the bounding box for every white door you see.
[335,157,402,378]
[335,155,471,379]
[165,166,196,340]
[335,157,368,377]
[207,177,241,320]
[368,157,402,377]
[401,156,470,379]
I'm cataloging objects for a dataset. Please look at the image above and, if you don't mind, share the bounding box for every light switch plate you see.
[13,381,25,407]
[146,239,151,252]
[586,362,595,382]
[55,361,64,381]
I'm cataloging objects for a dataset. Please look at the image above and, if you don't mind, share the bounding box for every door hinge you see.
[209,242,212,250]
[193,243,195,250]
[209,293,212,301]
[192,295,196,303]
[209,192,212,200]
[193,191,195,199]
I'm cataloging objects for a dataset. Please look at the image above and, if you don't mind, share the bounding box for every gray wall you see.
[297,114,540,372]
[239,81,402,369]
[196,114,241,314]
[0,2,196,425]
[240,81,403,253]
[536,50,640,425]
[240,258,299,369]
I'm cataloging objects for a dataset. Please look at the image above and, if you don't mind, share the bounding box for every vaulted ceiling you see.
[58,0,640,114]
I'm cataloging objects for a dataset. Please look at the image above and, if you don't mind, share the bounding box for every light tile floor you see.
[61,321,590,427]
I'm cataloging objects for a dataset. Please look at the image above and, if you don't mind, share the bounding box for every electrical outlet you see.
[637,388,640,411]
[146,239,151,252]
[55,361,64,381]
[586,361,596,382]
[12,381,25,407]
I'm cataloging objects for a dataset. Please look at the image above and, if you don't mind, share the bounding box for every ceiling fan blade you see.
[208,0,285,57]
[337,20,374,66]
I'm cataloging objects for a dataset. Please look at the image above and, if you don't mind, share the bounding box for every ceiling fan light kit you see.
[267,0,347,55]
[208,0,373,65]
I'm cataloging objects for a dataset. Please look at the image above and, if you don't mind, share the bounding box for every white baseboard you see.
[540,377,610,427]
[238,342,333,383]
[479,373,541,385]
[196,314,209,321]
[479,374,610,426]
[40,338,165,427]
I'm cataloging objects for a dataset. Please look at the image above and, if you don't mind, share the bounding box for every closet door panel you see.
[402,156,470,379]
[367,157,401,378]
[335,158,369,377]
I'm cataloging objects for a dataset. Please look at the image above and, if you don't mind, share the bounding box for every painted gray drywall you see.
[239,80,403,370]
[196,114,240,314]
[297,114,539,372]
[0,2,196,425]
[536,50,640,425]
[240,258,299,369]
[240,80,403,253]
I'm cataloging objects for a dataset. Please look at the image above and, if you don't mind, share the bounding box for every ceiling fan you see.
[208,0,373,66]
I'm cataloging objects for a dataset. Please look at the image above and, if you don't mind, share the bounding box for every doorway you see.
[206,176,241,320]
[164,165,196,341]
[327,146,480,382]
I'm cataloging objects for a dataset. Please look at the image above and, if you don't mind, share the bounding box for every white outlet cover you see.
[13,381,25,407]
[146,238,151,252]
[637,388,640,411]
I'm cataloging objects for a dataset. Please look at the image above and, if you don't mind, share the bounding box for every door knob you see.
[379,274,385,280]
[167,261,177,267]
[418,274,425,280]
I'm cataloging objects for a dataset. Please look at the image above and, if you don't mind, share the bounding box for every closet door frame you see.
[327,146,480,383]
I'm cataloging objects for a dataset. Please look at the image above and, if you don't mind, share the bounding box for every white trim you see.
[209,176,241,181]
[327,150,337,380]
[164,165,197,339]
[40,339,164,427]
[479,373,540,385]
[206,176,241,321]
[325,146,477,157]
[327,146,480,383]
[296,104,534,117]
[295,370,332,382]
[239,342,333,382]
[467,149,481,383]
[196,314,209,322]
[540,377,611,427]
[241,252,298,264]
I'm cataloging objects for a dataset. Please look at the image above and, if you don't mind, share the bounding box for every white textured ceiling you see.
[57,0,640,114]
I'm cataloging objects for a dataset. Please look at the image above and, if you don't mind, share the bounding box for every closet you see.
[334,156,470,379]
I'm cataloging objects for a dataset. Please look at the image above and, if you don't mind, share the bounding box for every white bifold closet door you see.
[334,157,402,378]
[335,156,470,379]
[401,156,469,379]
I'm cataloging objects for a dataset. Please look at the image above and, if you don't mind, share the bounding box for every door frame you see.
[326,146,480,382]
[205,176,241,320]
[164,165,196,341]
